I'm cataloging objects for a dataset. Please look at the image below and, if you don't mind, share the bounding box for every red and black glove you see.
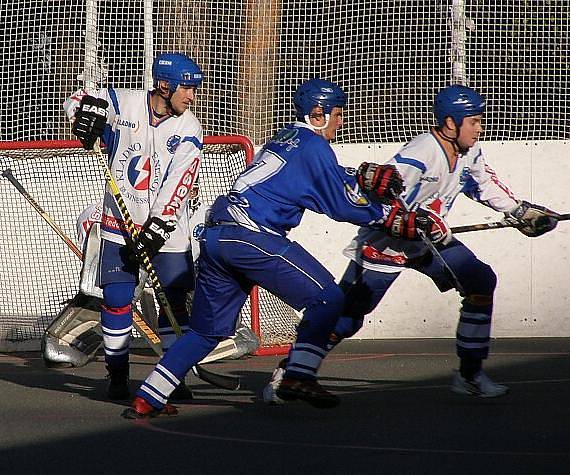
[384,201,451,244]
[357,162,405,202]
[72,95,109,150]
[132,216,176,260]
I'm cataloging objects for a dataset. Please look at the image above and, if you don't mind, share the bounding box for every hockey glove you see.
[384,201,451,244]
[133,216,177,260]
[357,162,405,202]
[506,200,559,237]
[72,96,109,150]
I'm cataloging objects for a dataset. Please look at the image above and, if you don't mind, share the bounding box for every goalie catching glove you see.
[506,200,559,237]
[357,162,405,202]
[72,95,109,150]
[133,216,177,260]
[384,201,451,244]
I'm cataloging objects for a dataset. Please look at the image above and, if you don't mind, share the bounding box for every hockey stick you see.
[92,144,240,390]
[1,168,163,356]
[2,168,83,260]
[451,213,570,234]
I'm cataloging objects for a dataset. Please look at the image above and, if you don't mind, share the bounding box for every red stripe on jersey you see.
[162,155,201,216]
[485,164,516,200]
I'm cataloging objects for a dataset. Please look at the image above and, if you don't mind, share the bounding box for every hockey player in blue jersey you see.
[263,84,559,402]
[64,53,204,401]
[121,78,453,417]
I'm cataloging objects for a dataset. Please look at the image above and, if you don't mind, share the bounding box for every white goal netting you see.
[0,0,568,146]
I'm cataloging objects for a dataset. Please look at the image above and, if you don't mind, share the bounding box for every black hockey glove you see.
[72,96,109,150]
[506,200,559,237]
[357,162,405,202]
[132,216,176,261]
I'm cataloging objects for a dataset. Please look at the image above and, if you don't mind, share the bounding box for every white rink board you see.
[288,141,570,338]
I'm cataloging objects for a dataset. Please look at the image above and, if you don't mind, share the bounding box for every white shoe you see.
[451,370,509,398]
[262,362,286,405]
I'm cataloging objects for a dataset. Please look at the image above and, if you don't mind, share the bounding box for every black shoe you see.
[106,364,130,401]
[169,382,193,402]
[276,377,340,409]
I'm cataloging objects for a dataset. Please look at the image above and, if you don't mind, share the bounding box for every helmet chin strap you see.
[438,119,469,154]
[155,83,182,117]
[303,113,331,131]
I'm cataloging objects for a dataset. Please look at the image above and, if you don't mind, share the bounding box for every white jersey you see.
[344,128,520,272]
[64,88,203,252]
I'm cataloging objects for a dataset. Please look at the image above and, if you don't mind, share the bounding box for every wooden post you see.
[237,0,281,145]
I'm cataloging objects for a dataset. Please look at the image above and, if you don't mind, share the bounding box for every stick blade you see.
[192,364,241,391]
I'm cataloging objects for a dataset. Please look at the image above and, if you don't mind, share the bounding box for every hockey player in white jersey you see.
[265,85,559,401]
[64,52,204,401]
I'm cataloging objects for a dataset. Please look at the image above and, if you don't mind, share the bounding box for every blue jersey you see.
[209,122,387,236]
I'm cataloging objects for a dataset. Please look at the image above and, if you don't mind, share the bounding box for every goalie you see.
[60,52,208,402]
[42,199,260,393]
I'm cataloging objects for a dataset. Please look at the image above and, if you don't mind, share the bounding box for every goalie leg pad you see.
[41,293,103,368]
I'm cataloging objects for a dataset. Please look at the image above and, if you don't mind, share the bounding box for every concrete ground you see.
[1,338,569,475]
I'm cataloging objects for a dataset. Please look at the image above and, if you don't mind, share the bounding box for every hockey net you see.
[0,136,298,353]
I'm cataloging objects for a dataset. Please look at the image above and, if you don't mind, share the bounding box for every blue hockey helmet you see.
[152,53,204,91]
[433,85,486,127]
[294,78,347,119]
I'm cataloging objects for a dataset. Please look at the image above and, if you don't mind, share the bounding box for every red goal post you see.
[0,136,297,354]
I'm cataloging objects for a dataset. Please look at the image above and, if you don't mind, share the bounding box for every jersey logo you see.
[166,135,181,154]
[344,183,370,206]
[192,222,206,241]
[271,128,299,144]
[127,155,151,190]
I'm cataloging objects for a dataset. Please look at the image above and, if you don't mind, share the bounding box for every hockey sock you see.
[101,282,135,368]
[286,283,344,380]
[137,329,219,409]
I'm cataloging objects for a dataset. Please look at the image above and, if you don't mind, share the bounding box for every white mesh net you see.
[0,1,568,145]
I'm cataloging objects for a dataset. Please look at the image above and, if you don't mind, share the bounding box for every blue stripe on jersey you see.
[394,153,427,173]
[461,175,480,200]
[473,148,483,164]
[108,87,120,115]
[106,128,120,167]
[181,136,203,150]
[406,182,422,205]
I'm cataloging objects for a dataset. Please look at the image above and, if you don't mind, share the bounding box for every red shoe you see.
[121,396,178,419]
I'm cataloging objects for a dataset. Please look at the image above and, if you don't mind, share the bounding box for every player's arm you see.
[63,89,115,150]
[466,151,558,237]
[300,145,448,243]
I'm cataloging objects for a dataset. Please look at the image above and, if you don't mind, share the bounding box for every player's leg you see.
[417,240,507,397]
[330,260,399,350]
[125,228,250,417]
[221,229,346,408]
[264,260,399,404]
[152,250,195,400]
[99,240,138,400]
